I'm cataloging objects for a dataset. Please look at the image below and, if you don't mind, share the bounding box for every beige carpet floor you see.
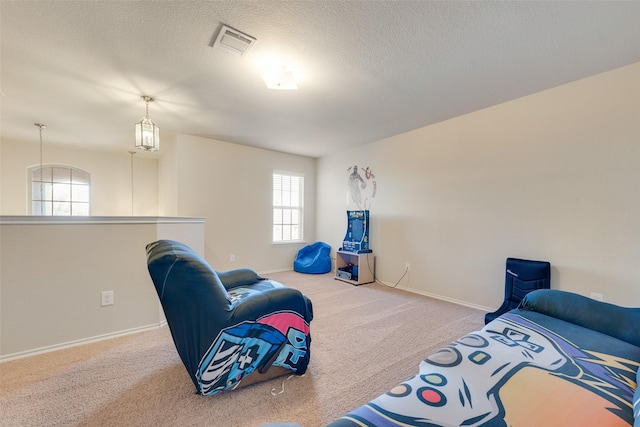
[0,271,485,427]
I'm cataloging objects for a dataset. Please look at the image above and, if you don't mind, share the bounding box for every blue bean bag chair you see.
[294,242,331,274]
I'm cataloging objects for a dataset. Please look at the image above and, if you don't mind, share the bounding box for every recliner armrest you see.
[216,268,262,289]
[229,285,313,323]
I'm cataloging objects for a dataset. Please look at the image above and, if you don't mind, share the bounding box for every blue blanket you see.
[329,290,640,426]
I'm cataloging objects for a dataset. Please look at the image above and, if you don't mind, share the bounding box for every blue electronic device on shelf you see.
[341,210,372,253]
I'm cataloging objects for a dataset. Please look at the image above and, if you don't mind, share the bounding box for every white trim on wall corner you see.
[0,322,167,363]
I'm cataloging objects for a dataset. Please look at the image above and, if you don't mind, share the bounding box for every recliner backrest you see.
[146,240,234,374]
[146,240,231,310]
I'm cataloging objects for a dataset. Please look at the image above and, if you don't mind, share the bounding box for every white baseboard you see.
[264,271,494,312]
[0,322,167,363]
[378,280,493,312]
[258,268,295,275]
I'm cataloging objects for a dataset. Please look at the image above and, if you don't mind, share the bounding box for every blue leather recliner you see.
[146,240,313,395]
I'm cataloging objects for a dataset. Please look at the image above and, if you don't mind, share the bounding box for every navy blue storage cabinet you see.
[484,258,551,324]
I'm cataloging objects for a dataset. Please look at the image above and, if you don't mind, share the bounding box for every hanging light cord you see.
[129,151,136,215]
[34,123,46,214]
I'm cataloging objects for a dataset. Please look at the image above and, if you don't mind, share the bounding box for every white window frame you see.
[29,164,91,216]
[272,171,304,243]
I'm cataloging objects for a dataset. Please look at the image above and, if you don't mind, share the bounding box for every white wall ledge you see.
[0,216,205,225]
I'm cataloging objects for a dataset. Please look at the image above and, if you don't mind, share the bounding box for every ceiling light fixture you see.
[134,95,159,152]
[261,65,298,90]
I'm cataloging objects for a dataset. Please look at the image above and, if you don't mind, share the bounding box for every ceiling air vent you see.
[212,25,256,57]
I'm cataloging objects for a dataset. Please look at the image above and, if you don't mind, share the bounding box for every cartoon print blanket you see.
[196,284,312,395]
[329,310,640,426]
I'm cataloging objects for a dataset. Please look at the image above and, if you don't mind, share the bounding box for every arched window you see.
[30,165,90,215]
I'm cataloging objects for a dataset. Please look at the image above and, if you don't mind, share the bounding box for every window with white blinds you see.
[273,172,303,243]
[31,165,91,215]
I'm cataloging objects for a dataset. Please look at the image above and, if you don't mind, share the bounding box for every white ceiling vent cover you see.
[212,25,256,57]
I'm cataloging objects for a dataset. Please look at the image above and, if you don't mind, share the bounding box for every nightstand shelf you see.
[335,250,374,285]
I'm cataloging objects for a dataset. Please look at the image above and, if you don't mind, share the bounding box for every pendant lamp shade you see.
[135,96,159,151]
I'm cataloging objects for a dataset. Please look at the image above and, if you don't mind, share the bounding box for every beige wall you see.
[0,140,159,216]
[317,62,640,309]
[161,134,317,272]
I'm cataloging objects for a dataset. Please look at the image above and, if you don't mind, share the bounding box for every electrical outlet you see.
[590,292,604,302]
[101,290,114,306]
[405,262,410,272]
[230,254,236,262]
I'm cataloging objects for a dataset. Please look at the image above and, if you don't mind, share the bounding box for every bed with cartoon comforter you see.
[328,289,640,427]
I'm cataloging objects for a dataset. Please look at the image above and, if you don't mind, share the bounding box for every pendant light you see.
[134,95,159,151]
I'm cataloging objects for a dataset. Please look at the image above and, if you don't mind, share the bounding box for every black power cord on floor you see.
[362,253,408,289]
[378,263,408,288]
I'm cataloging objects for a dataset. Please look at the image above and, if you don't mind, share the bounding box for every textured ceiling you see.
[1,1,639,158]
